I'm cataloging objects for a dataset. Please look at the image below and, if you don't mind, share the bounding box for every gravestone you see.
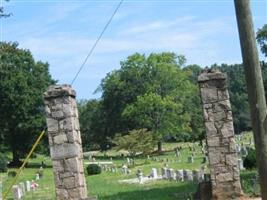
[136,169,143,184]
[187,170,193,181]
[26,181,31,192]
[198,70,242,199]
[35,173,40,180]
[12,185,22,200]
[241,146,248,157]
[18,182,25,196]
[193,170,202,182]
[151,168,158,178]
[238,159,244,170]
[44,85,88,200]
[161,167,167,179]
[175,170,184,182]
[126,158,130,164]
[122,165,128,174]
[188,156,194,163]
[167,169,175,180]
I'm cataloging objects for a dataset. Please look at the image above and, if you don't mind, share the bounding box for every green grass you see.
[1,136,260,200]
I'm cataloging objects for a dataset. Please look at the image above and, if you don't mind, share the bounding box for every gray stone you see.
[44,85,88,200]
[198,70,242,197]
[175,170,183,182]
[12,185,22,200]
[161,167,167,179]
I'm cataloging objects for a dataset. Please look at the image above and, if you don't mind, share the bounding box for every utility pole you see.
[234,0,267,199]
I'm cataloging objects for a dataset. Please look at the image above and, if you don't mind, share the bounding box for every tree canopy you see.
[0,42,55,165]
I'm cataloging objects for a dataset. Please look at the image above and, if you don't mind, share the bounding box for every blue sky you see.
[1,0,267,99]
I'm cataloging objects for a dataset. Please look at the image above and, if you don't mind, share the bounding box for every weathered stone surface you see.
[200,88,218,103]
[44,85,88,200]
[53,134,68,144]
[198,70,242,199]
[46,118,59,132]
[205,122,217,136]
[207,136,220,147]
[221,122,234,138]
[225,154,238,166]
[50,143,80,160]
[43,84,76,99]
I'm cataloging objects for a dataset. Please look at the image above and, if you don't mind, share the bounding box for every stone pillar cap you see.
[198,69,226,82]
[43,84,76,99]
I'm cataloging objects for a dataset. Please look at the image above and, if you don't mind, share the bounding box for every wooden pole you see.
[234,0,267,199]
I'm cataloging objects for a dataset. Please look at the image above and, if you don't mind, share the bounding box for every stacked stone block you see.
[198,70,242,199]
[44,85,87,200]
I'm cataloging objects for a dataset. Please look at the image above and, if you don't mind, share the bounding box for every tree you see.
[112,129,156,156]
[0,0,12,18]
[182,65,205,141]
[98,53,197,151]
[123,93,191,147]
[256,24,267,57]
[0,42,55,166]
[78,99,105,151]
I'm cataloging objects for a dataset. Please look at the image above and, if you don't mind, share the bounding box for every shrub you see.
[244,149,257,169]
[86,164,101,175]
[8,170,17,177]
[0,154,8,172]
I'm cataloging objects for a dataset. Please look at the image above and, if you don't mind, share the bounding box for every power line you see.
[70,0,124,86]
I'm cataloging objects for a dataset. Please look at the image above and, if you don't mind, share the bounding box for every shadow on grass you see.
[99,183,197,200]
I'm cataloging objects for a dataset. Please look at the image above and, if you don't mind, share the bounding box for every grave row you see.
[12,173,41,200]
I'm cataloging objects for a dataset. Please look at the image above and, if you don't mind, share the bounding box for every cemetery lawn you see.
[1,136,260,200]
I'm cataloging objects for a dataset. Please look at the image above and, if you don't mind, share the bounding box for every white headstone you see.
[169,169,175,180]
[26,181,31,192]
[151,168,158,179]
[122,165,128,174]
[238,158,244,170]
[35,173,40,180]
[126,157,130,164]
[18,182,25,196]
[12,185,22,200]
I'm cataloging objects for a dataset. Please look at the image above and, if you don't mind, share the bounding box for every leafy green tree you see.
[257,24,267,57]
[112,129,156,156]
[78,99,106,151]
[0,42,55,165]
[98,53,197,151]
[182,65,205,141]
[122,93,191,149]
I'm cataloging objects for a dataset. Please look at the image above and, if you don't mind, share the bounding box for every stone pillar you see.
[198,70,242,199]
[44,85,87,200]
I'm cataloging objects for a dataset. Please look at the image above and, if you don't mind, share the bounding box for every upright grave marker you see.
[198,70,242,199]
[44,85,88,200]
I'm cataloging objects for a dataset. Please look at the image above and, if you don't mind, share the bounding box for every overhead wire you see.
[70,0,124,86]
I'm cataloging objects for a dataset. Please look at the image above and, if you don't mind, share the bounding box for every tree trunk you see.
[11,148,20,166]
[157,141,162,152]
[234,1,267,199]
